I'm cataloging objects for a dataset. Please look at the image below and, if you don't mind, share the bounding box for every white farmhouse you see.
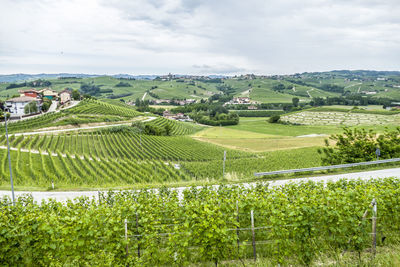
[5,96,42,117]
[59,89,72,104]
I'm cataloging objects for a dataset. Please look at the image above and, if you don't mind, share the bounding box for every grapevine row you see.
[1,178,400,265]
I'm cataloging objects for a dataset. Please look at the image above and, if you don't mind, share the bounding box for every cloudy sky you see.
[1,0,400,75]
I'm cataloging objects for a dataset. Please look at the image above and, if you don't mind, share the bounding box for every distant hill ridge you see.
[0,73,157,83]
[1,70,399,83]
[0,73,229,83]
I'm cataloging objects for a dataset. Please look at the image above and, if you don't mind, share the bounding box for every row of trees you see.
[6,79,52,90]
[310,95,395,107]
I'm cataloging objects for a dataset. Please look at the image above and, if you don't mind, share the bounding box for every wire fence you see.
[119,199,380,262]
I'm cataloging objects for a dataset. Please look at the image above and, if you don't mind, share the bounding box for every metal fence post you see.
[136,213,141,258]
[251,210,256,260]
[223,151,226,178]
[236,201,240,254]
[125,218,129,257]
[371,199,377,255]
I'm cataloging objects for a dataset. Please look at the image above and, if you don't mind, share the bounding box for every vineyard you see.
[0,132,251,162]
[64,99,140,117]
[1,178,400,265]
[145,116,204,135]
[181,147,321,179]
[0,149,190,187]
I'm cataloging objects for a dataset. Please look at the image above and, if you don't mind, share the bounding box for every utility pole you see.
[4,107,15,206]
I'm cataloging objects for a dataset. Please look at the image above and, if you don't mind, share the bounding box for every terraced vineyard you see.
[64,99,140,117]
[146,116,204,135]
[1,132,251,161]
[0,149,188,187]
[281,111,400,126]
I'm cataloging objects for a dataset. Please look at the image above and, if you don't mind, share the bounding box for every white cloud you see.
[0,0,399,74]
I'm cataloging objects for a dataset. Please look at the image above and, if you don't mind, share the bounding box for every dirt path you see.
[345,82,362,89]
[240,89,251,96]
[142,92,147,101]
[0,146,94,160]
[306,89,314,98]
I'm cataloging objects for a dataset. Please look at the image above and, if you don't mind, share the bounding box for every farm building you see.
[59,89,72,104]
[41,88,58,100]
[19,89,40,98]
[247,105,258,110]
[5,96,42,116]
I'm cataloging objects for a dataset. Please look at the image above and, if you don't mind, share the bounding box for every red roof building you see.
[19,89,40,98]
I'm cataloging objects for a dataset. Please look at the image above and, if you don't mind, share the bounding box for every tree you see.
[72,89,80,100]
[292,97,300,107]
[24,101,38,114]
[164,124,172,136]
[41,98,52,112]
[318,127,400,165]
[114,81,131,87]
[135,98,141,107]
[80,83,101,96]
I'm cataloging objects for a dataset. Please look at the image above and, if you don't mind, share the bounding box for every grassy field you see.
[192,126,325,152]
[226,117,342,136]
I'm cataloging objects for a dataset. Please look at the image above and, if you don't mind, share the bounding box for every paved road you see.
[59,101,79,111]
[1,167,399,203]
[11,116,156,136]
[48,101,58,112]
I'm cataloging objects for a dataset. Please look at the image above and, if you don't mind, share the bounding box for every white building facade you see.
[5,96,42,117]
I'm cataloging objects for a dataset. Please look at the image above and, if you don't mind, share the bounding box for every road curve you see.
[1,167,400,203]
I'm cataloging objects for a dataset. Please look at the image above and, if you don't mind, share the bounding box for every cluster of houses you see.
[5,88,73,117]
[150,99,196,105]
[222,97,258,109]
[156,73,227,81]
[162,110,192,122]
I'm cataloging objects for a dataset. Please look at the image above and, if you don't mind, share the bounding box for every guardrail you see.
[254,158,400,177]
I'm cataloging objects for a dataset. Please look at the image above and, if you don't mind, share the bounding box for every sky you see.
[1,0,400,75]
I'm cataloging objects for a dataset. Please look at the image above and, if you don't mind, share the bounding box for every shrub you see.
[318,127,400,165]
[269,115,280,123]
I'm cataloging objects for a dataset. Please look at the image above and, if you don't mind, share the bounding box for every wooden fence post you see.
[371,199,377,255]
[124,218,129,257]
[136,213,141,258]
[251,210,256,261]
